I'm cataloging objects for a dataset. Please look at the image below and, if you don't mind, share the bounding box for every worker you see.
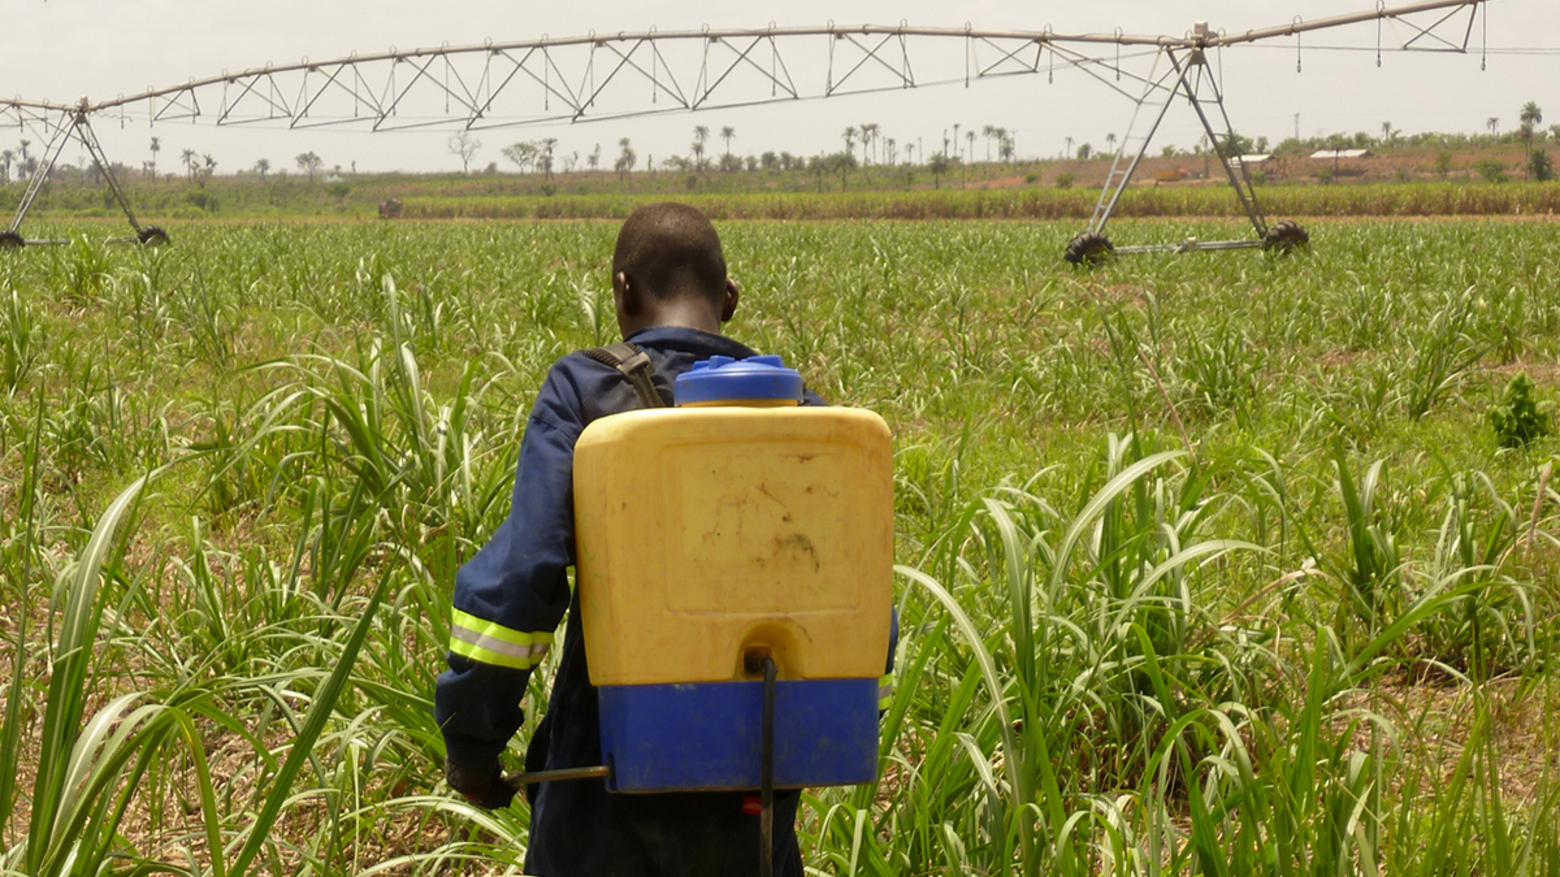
[435,202,891,876]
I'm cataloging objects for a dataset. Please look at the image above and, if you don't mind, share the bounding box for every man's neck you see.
[623,302,722,338]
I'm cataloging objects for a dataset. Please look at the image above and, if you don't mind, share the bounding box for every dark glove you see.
[446,759,517,810]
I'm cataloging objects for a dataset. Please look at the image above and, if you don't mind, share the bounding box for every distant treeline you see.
[396,184,1560,221]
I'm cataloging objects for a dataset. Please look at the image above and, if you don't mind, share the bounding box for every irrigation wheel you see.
[137,225,171,246]
[1064,232,1115,266]
[0,230,22,250]
[1261,220,1310,255]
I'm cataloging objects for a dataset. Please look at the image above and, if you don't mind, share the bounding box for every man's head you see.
[611,202,739,338]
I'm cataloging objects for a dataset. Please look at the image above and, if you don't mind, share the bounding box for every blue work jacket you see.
[435,325,891,877]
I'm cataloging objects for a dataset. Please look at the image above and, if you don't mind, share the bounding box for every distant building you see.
[1231,154,1273,175]
[1308,149,1372,161]
[1309,148,1371,178]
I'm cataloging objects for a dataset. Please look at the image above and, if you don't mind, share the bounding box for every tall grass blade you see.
[897,564,1039,877]
[0,398,45,841]
[26,472,149,874]
[226,567,393,877]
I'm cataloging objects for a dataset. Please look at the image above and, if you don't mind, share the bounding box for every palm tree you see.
[1064,136,1073,161]
[885,137,897,166]
[182,148,198,181]
[588,143,601,170]
[1486,117,1500,137]
[539,137,558,179]
[982,124,995,161]
[965,130,975,164]
[720,126,736,158]
[615,137,636,184]
[1520,102,1543,176]
[842,126,856,157]
[692,125,709,169]
[149,136,161,179]
[0,149,12,185]
[254,158,270,180]
[1105,132,1117,155]
[928,151,949,188]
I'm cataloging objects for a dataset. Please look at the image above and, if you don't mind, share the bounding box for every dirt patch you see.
[1077,281,1150,310]
[1317,347,1365,368]
[1487,360,1560,384]
[968,174,1033,190]
[1372,675,1560,806]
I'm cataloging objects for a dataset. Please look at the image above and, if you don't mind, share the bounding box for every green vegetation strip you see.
[10,176,1560,223]
[2,217,1559,874]
[397,183,1560,221]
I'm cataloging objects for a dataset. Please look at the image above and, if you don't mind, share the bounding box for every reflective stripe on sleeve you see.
[448,608,554,670]
[877,673,895,710]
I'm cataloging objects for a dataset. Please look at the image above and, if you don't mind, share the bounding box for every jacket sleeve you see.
[879,607,899,713]
[435,366,585,772]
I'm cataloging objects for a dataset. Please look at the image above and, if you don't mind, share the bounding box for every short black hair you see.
[611,202,727,301]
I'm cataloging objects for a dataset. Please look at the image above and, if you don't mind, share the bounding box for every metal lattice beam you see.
[1,1,1487,128]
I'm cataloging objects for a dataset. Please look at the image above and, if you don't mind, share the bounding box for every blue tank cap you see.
[674,354,805,406]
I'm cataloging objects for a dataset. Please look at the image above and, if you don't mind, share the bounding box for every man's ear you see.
[720,278,740,323]
[613,271,637,314]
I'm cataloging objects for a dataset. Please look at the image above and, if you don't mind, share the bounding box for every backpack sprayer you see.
[502,349,894,876]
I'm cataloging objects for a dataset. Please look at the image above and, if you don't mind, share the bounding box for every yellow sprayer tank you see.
[574,354,893,791]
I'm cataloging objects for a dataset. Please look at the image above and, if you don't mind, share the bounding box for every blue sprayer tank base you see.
[598,678,878,792]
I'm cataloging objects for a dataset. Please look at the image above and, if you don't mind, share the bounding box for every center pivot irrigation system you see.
[2,0,1491,260]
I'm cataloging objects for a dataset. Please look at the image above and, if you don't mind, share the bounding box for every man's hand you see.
[446,759,517,810]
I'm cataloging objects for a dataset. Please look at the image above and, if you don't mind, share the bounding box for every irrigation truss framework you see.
[0,0,1493,259]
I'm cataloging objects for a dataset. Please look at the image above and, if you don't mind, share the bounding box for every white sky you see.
[4,0,1557,173]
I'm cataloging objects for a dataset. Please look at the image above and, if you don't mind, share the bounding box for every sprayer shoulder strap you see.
[581,342,666,409]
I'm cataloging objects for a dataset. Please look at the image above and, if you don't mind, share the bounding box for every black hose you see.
[760,653,777,877]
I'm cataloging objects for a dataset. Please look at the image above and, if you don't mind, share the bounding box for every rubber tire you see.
[0,230,22,250]
[1064,232,1115,266]
[137,225,170,246]
[1261,220,1309,255]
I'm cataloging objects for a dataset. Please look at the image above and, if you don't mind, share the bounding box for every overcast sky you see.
[5,0,1556,173]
